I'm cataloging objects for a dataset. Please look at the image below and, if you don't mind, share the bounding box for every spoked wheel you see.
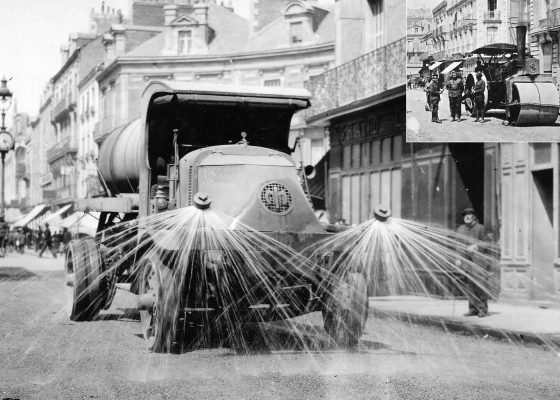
[65,238,110,321]
[322,272,368,348]
[137,256,179,353]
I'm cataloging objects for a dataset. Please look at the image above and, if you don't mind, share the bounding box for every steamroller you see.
[64,81,368,352]
[464,26,559,126]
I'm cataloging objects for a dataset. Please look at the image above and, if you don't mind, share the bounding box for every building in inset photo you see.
[406,0,560,142]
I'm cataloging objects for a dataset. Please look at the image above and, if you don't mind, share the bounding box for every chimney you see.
[102,33,115,63]
[112,25,126,56]
[516,25,527,64]
[164,4,178,25]
[193,2,209,26]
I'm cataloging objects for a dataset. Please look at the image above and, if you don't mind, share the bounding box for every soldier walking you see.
[427,74,443,123]
[446,71,464,122]
[38,223,57,258]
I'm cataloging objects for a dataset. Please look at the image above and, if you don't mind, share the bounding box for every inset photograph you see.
[407,1,560,142]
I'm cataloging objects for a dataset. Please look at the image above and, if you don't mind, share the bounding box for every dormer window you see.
[178,30,192,54]
[290,21,303,44]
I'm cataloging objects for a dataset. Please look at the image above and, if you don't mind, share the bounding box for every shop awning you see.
[428,61,443,71]
[61,212,100,238]
[14,204,48,228]
[41,204,72,231]
[441,61,463,74]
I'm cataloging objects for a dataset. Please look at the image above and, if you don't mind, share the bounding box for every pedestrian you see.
[473,72,486,122]
[456,208,492,318]
[38,223,57,258]
[62,227,72,254]
[474,60,484,73]
[446,70,464,122]
[0,215,8,257]
[15,228,25,254]
[427,73,443,123]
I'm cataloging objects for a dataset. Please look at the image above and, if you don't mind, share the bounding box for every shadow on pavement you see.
[0,266,38,281]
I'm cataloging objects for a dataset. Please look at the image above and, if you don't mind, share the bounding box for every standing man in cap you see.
[428,73,443,123]
[473,72,486,122]
[456,208,492,317]
[446,70,464,122]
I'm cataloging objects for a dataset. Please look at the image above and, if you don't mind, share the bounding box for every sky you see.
[0,0,250,121]
[408,0,438,9]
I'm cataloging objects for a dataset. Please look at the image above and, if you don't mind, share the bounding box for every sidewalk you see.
[370,296,560,347]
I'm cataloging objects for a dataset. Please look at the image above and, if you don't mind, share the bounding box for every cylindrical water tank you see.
[97,118,144,195]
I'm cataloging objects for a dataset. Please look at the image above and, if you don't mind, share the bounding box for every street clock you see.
[0,130,14,152]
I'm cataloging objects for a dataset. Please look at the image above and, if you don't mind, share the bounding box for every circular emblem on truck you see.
[260,182,293,215]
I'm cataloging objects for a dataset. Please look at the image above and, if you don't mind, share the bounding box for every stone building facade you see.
[528,0,560,90]
[95,0,336,167]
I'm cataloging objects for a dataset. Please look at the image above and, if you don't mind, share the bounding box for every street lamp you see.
[0,77,14,217]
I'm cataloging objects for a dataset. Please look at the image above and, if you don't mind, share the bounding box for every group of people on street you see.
[425,68,487,124]
[0,216,72,258]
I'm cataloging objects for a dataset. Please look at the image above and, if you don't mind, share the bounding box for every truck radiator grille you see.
[260,182,293,215]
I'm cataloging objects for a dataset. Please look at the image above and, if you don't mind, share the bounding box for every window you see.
[487,0,497,11]
[542,41,552,73]
[486,27,498,44]
[290,21,303,44]
[264,79,281,87]
[178,30,192,54]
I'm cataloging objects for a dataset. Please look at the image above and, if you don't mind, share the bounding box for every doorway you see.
[531,169,554,300]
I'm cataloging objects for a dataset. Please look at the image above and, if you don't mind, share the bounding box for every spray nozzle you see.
[374,205,391,222]
[193,192,212,210]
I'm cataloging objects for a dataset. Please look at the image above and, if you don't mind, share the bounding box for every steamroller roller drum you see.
[508,81,560,126]
[322,272,368,347]
[65,239,110,321]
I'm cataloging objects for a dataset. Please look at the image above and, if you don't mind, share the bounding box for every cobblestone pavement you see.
[2,251,560,399]
[406,89,560,142]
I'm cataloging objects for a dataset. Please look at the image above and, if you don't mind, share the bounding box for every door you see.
[531,169,555,300]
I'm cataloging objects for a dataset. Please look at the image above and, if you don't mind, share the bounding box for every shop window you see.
[361,142,371,166]
[371,140,380,165]
[381,137,392,163]
[352,144,361,168]
[343,145,351,170]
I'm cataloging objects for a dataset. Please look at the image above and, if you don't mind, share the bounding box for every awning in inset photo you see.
[428,61,443,70]
[441,61,463,74]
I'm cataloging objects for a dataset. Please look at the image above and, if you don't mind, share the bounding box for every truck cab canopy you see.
[141,81,311,176]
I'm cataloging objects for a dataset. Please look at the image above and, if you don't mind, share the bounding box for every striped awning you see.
[428,61,443,70]
[441,61,463,74]
[41,204,72,230]
[14,204,48,228]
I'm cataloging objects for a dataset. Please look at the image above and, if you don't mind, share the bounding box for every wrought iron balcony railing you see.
[46,137,78,163]
[51,93,77,122]
[484,10,501,21]
[546,8,560,29]
[305,38,405,120]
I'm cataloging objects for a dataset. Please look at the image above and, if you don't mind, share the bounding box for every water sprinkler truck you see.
[64,81,372,352]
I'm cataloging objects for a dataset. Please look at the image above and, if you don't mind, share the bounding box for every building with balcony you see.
[528,0,560,90]
[407,8,433,78]
[95,0,336,168]
[305,0,405,225]
[423,0,518,61]
[77,64,104,199]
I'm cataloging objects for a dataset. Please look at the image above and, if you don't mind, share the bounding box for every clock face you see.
[0,132,14,152]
